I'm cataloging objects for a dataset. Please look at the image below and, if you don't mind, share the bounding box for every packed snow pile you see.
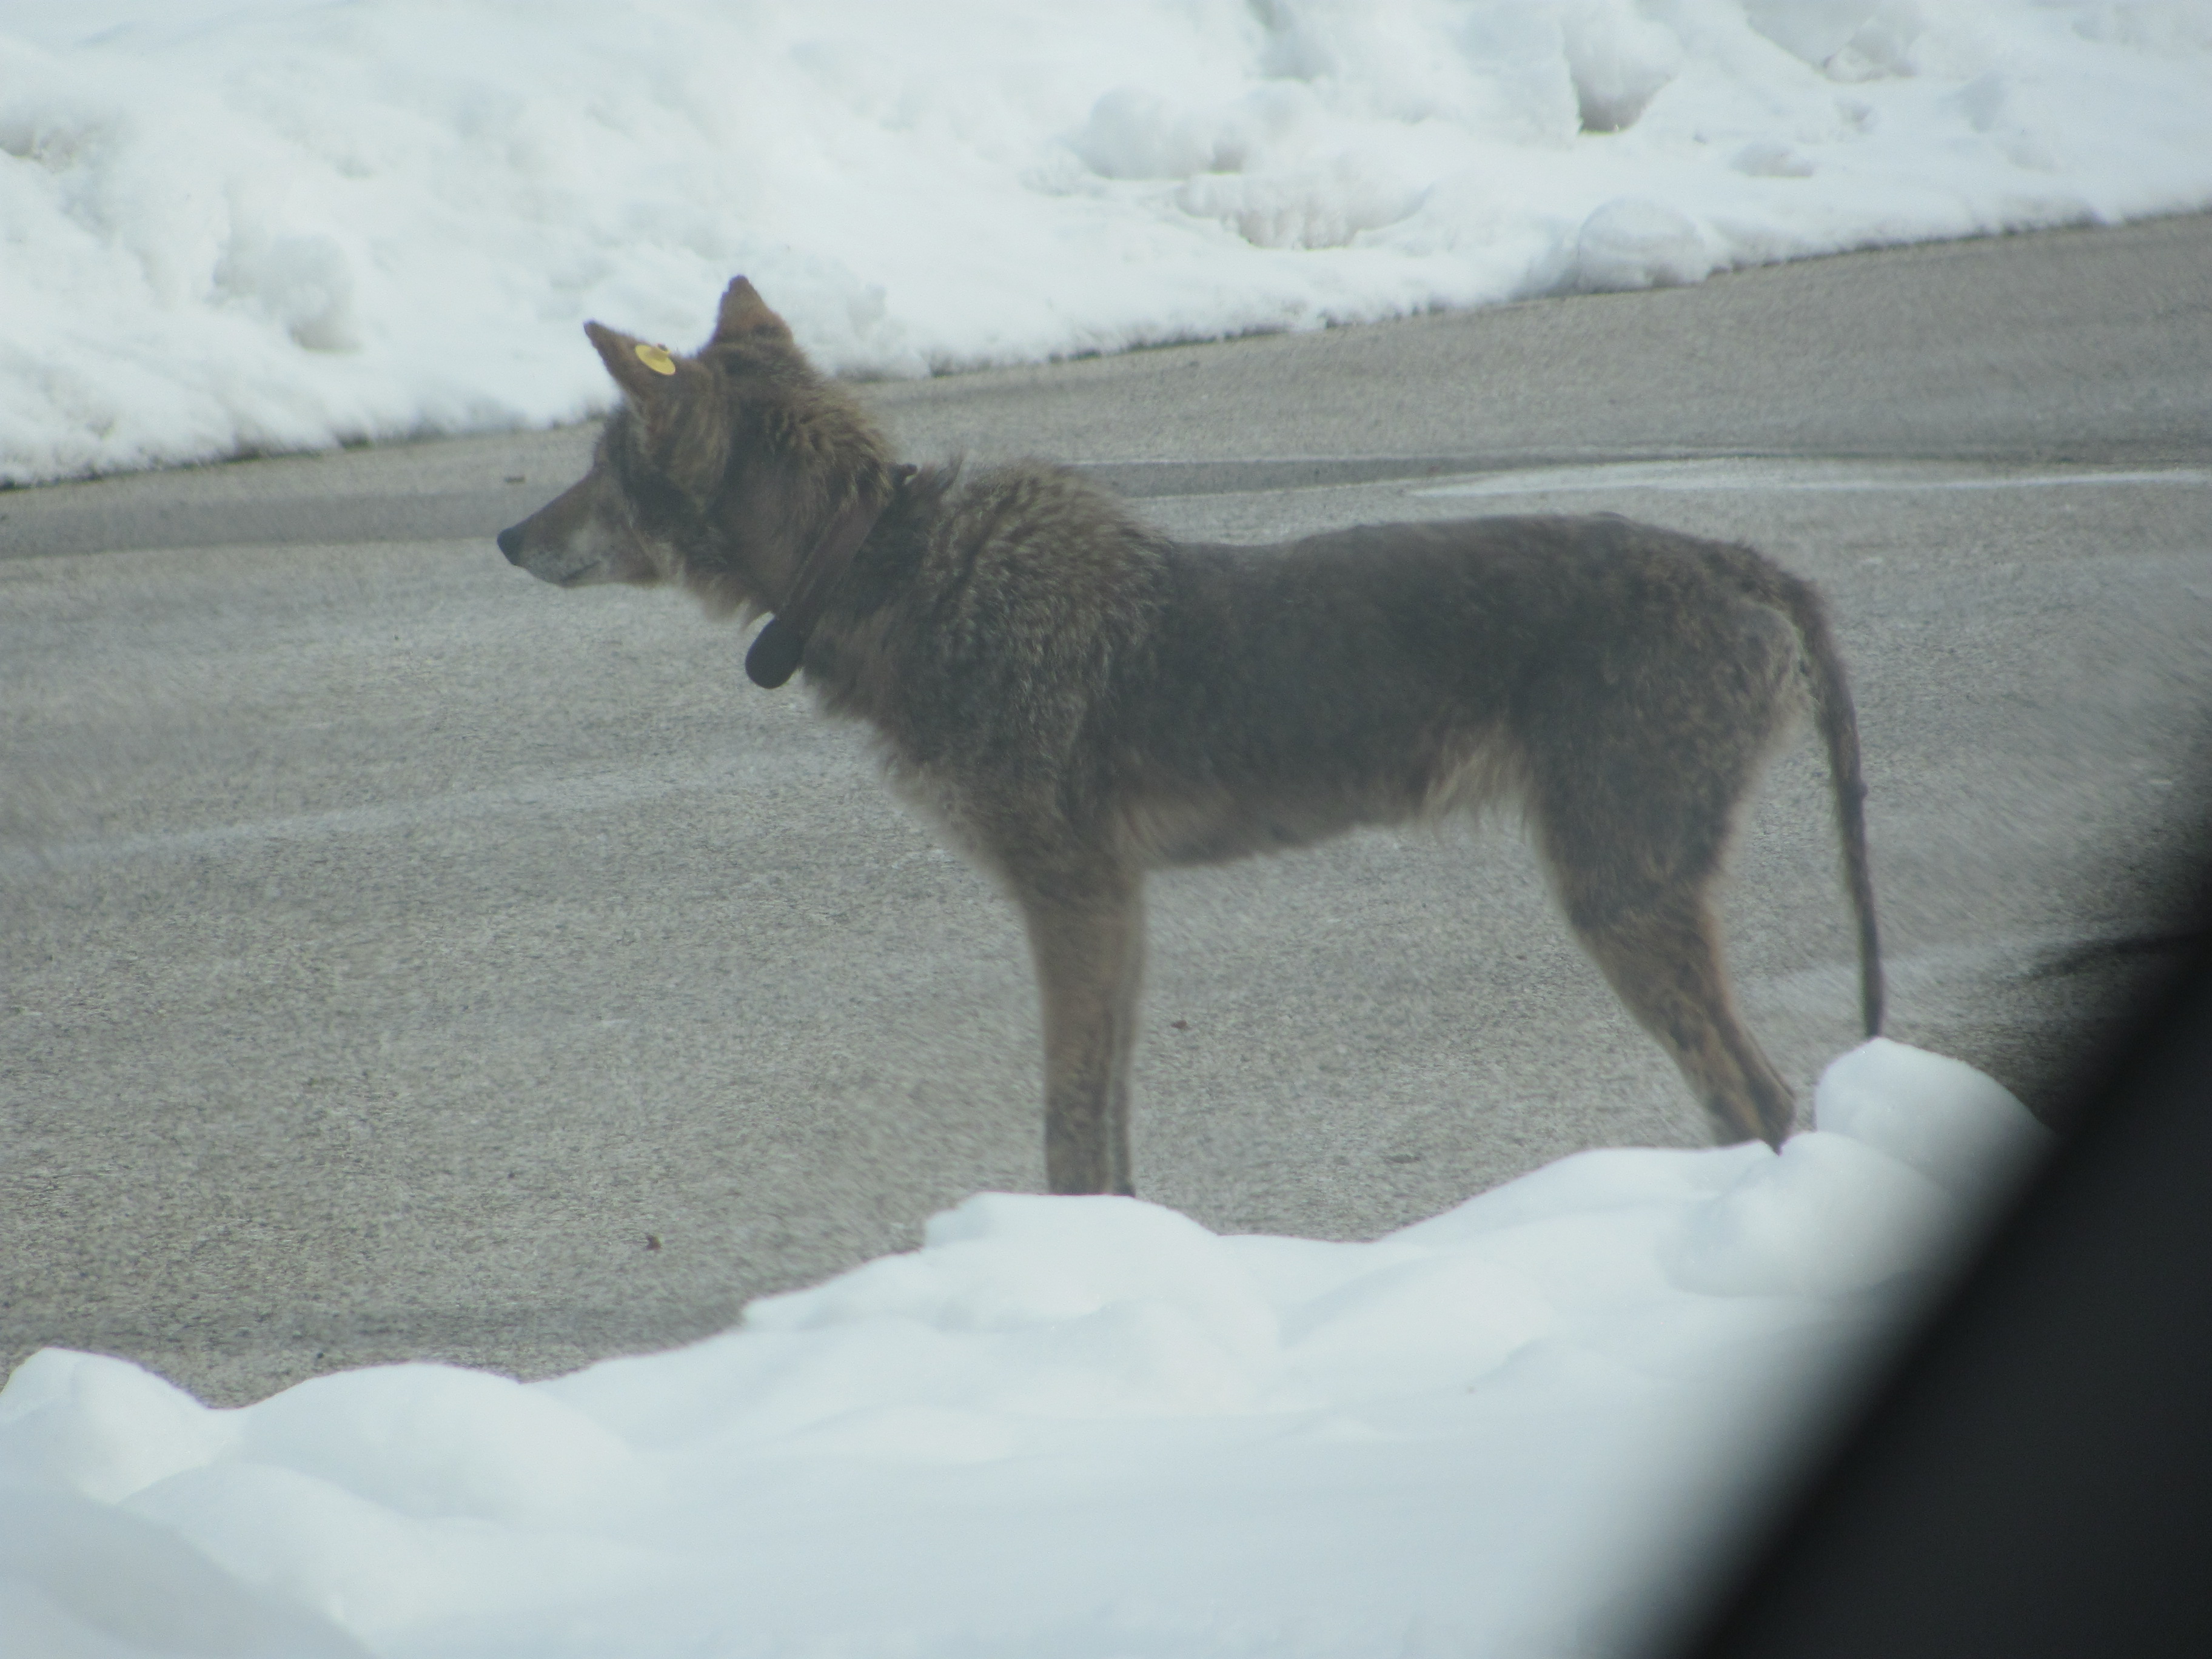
[3,0,2211,483]
[0,1040,2051,1659]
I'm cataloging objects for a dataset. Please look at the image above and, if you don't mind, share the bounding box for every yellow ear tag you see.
[634,342,677,376]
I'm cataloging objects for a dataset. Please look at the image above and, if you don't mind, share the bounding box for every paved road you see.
[5,215,2210,1404]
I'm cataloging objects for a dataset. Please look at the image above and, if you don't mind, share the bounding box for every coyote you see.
[498,278,1882,1195]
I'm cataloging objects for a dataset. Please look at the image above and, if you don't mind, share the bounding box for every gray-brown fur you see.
[499,277,1883,1195]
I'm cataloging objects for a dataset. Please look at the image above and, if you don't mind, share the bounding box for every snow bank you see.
[0,1040,2052,1659]
[2,1,2210,483]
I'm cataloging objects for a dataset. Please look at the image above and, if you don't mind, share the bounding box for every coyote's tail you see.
[1768,570,1883,1037]
[1778,579,1885,1035]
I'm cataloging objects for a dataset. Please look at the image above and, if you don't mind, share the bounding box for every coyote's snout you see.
[498,398,680,590]
[498,276,1882,1196]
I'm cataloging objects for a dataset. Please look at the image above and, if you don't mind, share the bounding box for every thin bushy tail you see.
[1772,572,1884,1037]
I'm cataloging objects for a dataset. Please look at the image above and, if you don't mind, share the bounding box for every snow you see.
[1,1039,2054,1659]
[2,0,2211,483]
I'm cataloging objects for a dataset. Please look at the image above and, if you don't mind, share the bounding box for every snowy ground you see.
[0,1040,2050,1659]
[4,0,2211,483]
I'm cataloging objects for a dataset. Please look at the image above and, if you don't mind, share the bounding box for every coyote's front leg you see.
[1016,873,1147,1196]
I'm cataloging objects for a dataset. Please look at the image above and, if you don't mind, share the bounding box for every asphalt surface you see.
[5,214,2210,1405]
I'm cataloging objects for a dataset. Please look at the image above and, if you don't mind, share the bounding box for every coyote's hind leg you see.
[1565,890,1795,1147]
[1519,598,1803,1146]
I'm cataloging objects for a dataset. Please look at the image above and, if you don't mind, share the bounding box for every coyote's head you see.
[497,278,898,624]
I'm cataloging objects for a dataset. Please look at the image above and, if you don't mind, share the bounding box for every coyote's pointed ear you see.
[586,320,692,403]
[712,276,796,347]
[584,321,726,500]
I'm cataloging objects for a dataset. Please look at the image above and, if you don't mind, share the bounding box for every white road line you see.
[1415,460,2212,499]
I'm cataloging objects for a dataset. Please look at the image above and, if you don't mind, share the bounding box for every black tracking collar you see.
[745,464,916,688]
